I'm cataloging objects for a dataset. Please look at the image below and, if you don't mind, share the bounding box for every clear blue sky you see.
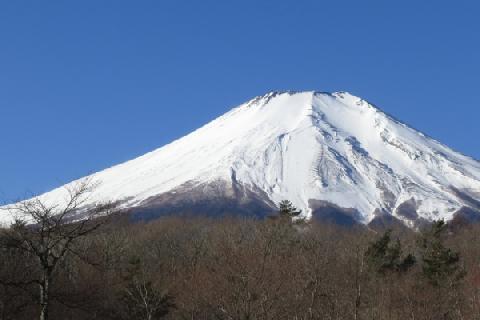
[1,1,479,201]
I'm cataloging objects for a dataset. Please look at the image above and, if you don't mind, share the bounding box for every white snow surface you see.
[3,91,480,226]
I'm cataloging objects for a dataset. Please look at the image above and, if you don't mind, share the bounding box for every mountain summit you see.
[4,91,480,227]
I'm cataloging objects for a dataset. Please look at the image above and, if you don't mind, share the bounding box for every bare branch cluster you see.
[0,179,116,320]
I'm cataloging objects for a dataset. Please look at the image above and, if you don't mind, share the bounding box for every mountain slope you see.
[3,91,480,226]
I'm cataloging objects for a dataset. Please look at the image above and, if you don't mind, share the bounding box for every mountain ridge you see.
[2,90,480,227]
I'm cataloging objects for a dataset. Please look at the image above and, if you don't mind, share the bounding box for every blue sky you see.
[1,1,479,200]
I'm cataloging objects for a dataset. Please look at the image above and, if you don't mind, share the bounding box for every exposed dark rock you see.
[130,179,276,222]
[309,200,362,227]
[450,187,480,210]
[450,206,480,226]
[395,198,419,220]
[368,213,409,232]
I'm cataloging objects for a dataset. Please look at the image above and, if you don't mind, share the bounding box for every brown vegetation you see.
[1,212,480,319]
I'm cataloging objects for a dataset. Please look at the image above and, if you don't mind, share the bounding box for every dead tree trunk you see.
[39,273,49,320]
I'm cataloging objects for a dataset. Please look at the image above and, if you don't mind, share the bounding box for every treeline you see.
[1,213,480,319]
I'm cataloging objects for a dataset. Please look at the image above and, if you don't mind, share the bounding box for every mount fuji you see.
[3,91,480,227]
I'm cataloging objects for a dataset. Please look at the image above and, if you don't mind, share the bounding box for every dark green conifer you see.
[365,229,416,275]
[419,220,465,287]
[278,200,302,218]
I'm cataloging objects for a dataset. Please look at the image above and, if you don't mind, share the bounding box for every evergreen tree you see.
[365,230,416,275]
[278,200,302,218]
[419,220,465,287]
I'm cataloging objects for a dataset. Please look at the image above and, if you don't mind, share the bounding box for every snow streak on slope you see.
[3,91,480,226]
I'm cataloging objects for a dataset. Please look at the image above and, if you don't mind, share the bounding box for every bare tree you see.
[0,179,115,320]
[117,257,173,320]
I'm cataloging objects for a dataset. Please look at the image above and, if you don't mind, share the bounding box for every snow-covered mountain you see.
[3,91,480,227]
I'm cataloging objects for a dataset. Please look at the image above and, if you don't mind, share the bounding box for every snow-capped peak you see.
[3,91,480,227]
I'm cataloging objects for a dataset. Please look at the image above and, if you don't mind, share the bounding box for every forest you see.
[1,200,480,320]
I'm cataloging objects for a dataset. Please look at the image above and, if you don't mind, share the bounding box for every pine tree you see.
[278,200,302,218]
[419,220,465,287]
[365,230,415,275]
